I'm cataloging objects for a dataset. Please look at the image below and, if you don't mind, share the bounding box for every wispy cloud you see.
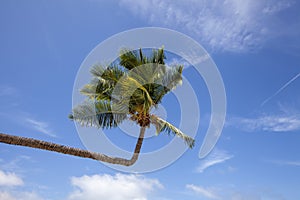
[25,118,56,137]
[186,183,287,200]
[270,160,300,167]
[261,72,300,106]
[230,114,300,132]
[68,173,163,200]
[119,0,295,52]
[186,184,219,199]
[263,0,295,14]
[0,156,32,173]
[0,109,56,137]
[0,85,17,97]
[197,149,233,173]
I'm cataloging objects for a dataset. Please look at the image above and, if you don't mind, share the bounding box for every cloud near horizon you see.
[68,173,163,200]
[0,170,43,200]
[186,183,287,200]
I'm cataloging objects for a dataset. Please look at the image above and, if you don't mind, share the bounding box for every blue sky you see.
[1,0,300,199]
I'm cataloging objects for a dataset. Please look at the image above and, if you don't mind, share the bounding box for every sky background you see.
[0,0,300,199]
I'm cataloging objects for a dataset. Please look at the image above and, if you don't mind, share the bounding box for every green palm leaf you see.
[70,100,128,129]
[81,65,125,101]
[91,64,124,83]
[119,49,141,70]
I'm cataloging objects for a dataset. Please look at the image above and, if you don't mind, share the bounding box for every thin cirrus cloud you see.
[186,183,287,200]
[0,112,56,138]
[261,72,300,106]
[0,85,17,97]
[197,149,233,173]
[230,114,300,132]
[68,173,163,200]
[270,160,300,167]
[230,71,300,132]
[25,118,56,137]
[119,0,295,52]
[186,184,219,200]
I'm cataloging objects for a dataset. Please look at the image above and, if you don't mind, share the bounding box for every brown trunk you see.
[0,127,145,166]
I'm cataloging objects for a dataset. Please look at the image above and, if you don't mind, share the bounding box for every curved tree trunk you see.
[0,127,145,166]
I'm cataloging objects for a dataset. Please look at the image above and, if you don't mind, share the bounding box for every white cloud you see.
[197,149,233,173]
[0,170,23,187]
[230,114,300,132]
[25,118,56,137]
[0,192,14,200]
[68,173,163,200]
[0,170,43,200]
[0,171,42,200]
[186,184,219,199]
[119,0,294,52]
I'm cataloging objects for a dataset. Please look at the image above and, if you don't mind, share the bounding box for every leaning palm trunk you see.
[0,127,145,166]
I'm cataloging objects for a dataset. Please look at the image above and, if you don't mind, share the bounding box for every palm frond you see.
[151,48,166,64]
[90,64,106,78]
[80,79,116,101]
[112,74,154,114]
[147,65,183,105]
[150,115,195,148]
[98,65,124,83]
[80,65,125,101]
[162,65,183,90]
[70,100,128,129]
[119,49,141,70]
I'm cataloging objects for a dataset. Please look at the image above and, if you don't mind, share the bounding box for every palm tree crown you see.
[70,47,194,148]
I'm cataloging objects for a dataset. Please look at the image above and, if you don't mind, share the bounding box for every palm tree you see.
[0,47,194,166]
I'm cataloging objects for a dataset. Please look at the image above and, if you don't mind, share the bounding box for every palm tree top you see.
[70,47,195,148]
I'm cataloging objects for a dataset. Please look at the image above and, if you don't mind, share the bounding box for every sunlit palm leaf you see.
[149,65,183,104]
[112,75,154,114]
[150,115,195,148]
